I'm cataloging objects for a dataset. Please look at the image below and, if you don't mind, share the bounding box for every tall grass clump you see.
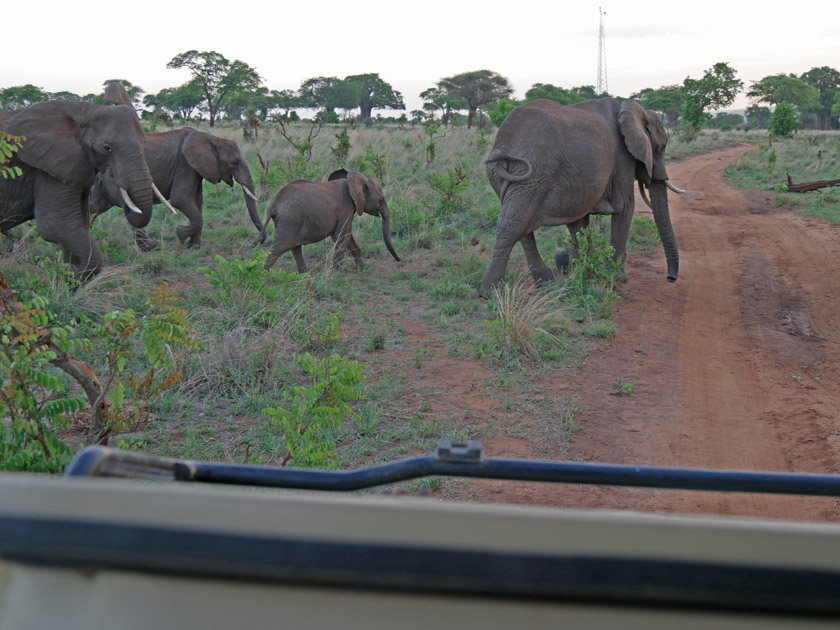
[485,277,571,359]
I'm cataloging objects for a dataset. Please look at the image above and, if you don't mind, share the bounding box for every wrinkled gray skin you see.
[90,128,262,249]
[257,169,400,272]
[479,97,680,296]
[0,84,155,281]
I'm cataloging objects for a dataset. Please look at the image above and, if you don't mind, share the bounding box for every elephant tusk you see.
[241,184,259,202]
[120,187,144,214]
[638,181,653,210]
[152,183,178,214]
[665,180,686,194]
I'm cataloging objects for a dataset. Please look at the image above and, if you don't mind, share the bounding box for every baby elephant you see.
[256,169,400,271]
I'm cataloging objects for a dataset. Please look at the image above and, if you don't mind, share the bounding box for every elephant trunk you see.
[235,162,263,233]
[120,170,155,229]
[649,179,679,282]
[379,203,400,262]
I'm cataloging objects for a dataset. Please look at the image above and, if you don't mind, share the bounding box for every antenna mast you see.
[597,7,608,95]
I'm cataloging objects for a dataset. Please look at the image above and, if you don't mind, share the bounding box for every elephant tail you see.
[252,205,272,248]
[485,154,533,183]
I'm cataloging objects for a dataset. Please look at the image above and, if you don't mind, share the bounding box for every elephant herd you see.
[0,85,681,293]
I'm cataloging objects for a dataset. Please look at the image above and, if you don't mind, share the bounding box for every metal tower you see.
[597,7,608,95]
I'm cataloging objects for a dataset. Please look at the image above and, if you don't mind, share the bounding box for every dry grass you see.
[489,276,572,358]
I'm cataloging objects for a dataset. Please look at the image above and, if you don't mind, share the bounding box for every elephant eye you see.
[103,144,113,154]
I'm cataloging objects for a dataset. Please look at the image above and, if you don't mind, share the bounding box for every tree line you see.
[2,51,839,137]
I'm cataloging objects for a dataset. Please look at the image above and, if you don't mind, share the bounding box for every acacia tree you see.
[419,87,464,124]
[167,50,262,127]
[146,80,204,123]
[344,73,404,123]
[747,74,818,110]
[679,62,743,137]
[524,83,584,105]
[297,76,357,120]
[0,84,49,110]
[436,70,513,129]
[800,66,840,130]
[631,85,683,126]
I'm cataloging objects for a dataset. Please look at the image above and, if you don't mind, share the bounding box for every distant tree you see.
[49,91,83,102]
[524,83,583,105]
[167,50,262,127]
[747,74,818,110]
[297,76,358,119]
[799,66,840,130]
[632,85,683,126]
[419,87,464,124]
[147,80,205,122]
[769,102,800,138]
[0,84,49,110]
[705,112,745,130]
[679,62,743,137]
[745,105,772,130]
[487,98,522,126]
[343,73,405,123]
[436,70,513,129]
[265,89,300,121]
[573,85,601,100]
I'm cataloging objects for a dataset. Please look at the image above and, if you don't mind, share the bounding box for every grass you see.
[724,132,840,223]
[2,118,727,483]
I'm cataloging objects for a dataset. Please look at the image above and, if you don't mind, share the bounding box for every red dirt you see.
[398,145,840,521]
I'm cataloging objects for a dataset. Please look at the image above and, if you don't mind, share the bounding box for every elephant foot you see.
[176,226,201,248]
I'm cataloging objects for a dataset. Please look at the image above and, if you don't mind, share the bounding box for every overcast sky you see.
[3,0,838,113]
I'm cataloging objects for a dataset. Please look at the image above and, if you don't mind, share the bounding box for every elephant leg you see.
[566,215,590,259]
[264,222,301,271]
[519,232,554,284]
[171,179,203,248]
[609,201,635,282]
[346,235,366,270]
[34,173,103,282]
[479,215,524,296]
[133,226,160,252]
[291,246,307,273]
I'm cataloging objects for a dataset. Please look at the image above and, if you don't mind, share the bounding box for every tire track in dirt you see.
[455,145,840,521]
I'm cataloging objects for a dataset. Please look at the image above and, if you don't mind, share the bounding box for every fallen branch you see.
[786,174,840,193]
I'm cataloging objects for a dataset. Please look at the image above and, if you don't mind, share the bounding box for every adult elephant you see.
[90,128,262,249]
[478,97,683,296]
[0,84,159,281]
[256,169,399,272]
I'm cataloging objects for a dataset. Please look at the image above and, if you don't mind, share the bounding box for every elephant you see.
[0,83,160,281]
[90,127,262,249]
[256,169,400,272]
[478,97,683,296]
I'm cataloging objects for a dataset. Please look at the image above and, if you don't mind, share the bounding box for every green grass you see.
[724,133,840,223]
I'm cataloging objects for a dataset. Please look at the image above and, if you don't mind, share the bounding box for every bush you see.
[769,103,800,139]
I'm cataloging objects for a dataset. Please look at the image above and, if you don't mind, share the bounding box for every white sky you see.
[3,0,838,113]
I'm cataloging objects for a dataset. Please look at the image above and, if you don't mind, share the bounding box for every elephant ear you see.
[6,101,92,187]
[103,82,132,106]
[345,170,368,217]
[328,168,349,181]
[618,99,654,179]
[183,132,223,184]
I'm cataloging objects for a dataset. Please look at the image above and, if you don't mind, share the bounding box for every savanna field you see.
[3,121,840,498]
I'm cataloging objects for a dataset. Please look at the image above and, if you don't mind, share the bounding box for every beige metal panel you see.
[1,563,836,630]
[2,474,840,571]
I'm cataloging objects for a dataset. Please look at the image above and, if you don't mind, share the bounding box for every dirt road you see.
[449,145,840,521]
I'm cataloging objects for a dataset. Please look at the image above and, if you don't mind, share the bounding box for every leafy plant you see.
[428,163,469,210]
[0,287,81,472]
[261,352,366,468]
[0,131,24,180]
[610,379,636,396]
